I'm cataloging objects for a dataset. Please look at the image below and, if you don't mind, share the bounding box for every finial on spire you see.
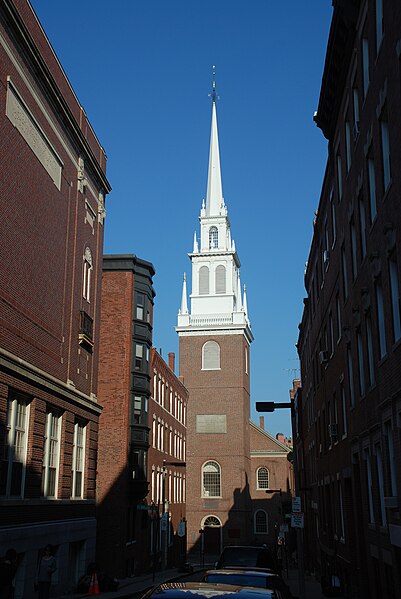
[209,65,219,103]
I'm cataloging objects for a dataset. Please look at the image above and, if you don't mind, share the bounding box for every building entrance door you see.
[203,516,221,556]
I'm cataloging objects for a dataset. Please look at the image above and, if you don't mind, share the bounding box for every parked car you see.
[215,546,278,573]
[202,569,293,599]
[141,581,284,599]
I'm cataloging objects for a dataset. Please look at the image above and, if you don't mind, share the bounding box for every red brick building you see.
[148,349,188,569]
[297,1,401,596]
[97,255,155,578]
[177,78,292,561]
[0,0,110,596]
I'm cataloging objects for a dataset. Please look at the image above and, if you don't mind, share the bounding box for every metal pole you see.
[162,463,167,569]
[291,401,305,599]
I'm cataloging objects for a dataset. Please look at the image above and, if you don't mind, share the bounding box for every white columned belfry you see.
[177,71,253,340]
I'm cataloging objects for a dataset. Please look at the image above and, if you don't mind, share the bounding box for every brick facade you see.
[97,255,155,578]
[148,349,188,570]
[0,1,110,597]
[297,1,401,596]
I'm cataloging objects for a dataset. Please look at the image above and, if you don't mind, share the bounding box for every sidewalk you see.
[282,567,345,599]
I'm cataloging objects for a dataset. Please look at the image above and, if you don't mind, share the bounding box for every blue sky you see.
[31,0,333,437]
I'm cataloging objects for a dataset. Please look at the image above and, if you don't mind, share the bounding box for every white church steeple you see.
[177,69,252,343]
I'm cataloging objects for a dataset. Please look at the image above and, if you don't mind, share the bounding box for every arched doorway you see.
[202,515,222,558]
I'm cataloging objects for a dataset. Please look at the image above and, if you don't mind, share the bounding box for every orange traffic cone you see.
[88,572,100,595]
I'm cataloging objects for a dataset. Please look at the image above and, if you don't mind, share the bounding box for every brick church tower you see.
[177,73,254,559]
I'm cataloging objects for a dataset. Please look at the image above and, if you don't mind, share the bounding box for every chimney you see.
[259,416,264,430]
[168,352,175,372]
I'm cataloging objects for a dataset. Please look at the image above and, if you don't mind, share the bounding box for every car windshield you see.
[205,574,267,588]
[218,548,275,569]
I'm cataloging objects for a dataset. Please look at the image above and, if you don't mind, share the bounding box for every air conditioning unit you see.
[353,121,360,141]
[329,423,338,438]
[319,350,329,364]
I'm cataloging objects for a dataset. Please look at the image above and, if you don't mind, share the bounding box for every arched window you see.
[215,265,226,294]
[83,247,93,302]
[257,467,269,490]
[254,510,268,534]
[202,461,221,497]
[204,516,221,527]
[199,266,209,295]
[209,226,218,249]
[202,341,220,370]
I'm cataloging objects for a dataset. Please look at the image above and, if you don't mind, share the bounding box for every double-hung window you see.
[71,422,86,498]
[42,411,62,498]
[1,394,30,497]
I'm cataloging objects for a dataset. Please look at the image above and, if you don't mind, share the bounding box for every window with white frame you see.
[356,329,365,397]
[347,347,355,408]
[42,411,61,498]
[364,448,374,524]
[1,393,30,497]
[202,340,220,370]
[375,443,386,526]
[83,247,93,302]
[375,282,387,358]
[202,461,221,497]
[367,154,377,222]
[366,314,375,388]
[359,196,367,259]
[384,421,396,497]
[337,479,345,540]
[345,120,351,172]
[336,154,343,201]
[71,422,85,499]
[375,0,383,52]
[350,218,357,280]
[209,226,218,249]
[257,467,269,490]
[389,253,401,343]
[336,294,341,341]
[341,383,347,437]
[362,38,370,97]
[380,112,391,192]
[254,510,268,534]
[341,246,348,300]
[136,292,145,320]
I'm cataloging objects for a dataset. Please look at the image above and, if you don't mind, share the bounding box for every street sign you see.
[292,496,301,512]
[161,513,168,531]
[291,512,304,528]
[177,520,186,537]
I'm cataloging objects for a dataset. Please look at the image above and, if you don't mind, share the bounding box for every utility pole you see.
[256,400,305,599]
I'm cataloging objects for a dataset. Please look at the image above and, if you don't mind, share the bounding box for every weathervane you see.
[208,65,219,103]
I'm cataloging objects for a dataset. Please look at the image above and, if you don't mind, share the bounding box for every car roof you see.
[147,582,280,599]
[206,570,278,577]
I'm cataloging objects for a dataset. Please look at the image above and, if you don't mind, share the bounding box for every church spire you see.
[179,273,188,315]
[206,66,224,217]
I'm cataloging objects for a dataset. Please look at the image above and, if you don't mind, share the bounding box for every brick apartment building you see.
[0,0,111,596]
[97,255,155,578]
[148,348,188,570]
[177,78,292,560]
[297,1,401,596]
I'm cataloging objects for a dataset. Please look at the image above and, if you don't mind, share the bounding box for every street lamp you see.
[256,400,305,599]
